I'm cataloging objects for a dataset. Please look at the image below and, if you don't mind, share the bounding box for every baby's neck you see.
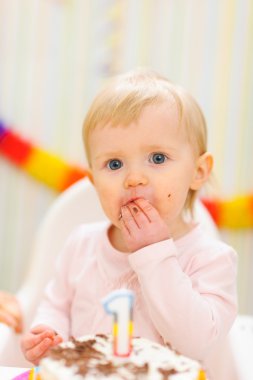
[169,218,196,240]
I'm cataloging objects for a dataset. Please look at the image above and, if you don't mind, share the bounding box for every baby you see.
[21,69,237,376]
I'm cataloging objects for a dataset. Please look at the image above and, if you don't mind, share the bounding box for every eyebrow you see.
[93,144,178,161]
[93,151,124,161]
[144,144,177,151]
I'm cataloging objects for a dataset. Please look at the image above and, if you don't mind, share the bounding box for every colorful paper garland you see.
[0,121,253,229]
[0,121,89,192]
[202,196,253,229]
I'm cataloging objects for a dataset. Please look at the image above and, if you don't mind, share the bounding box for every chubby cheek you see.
[95,186,121,225]
[154,185,187,220]
[154,190,173,217]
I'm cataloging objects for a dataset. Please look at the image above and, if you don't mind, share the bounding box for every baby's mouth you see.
[118,197,146,220]
[122,197,144,207]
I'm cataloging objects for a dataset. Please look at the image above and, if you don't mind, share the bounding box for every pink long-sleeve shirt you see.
[33,221,237,370]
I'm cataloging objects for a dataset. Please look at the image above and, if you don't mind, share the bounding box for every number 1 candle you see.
[102,289,134,357]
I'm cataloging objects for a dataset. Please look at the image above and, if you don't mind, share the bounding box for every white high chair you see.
[0,178,252,380]
[0,178,107,367]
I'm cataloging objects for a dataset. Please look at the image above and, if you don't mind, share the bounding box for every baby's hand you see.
[120,198,170,252]
[21,324,63,365]
[0,291,23,333]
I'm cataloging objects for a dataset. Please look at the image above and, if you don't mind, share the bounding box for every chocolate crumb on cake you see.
[39,334,207,379]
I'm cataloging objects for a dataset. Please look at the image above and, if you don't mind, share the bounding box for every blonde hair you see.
[82,68,208,211]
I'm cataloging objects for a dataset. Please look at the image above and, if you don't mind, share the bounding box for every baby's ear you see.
[190,152,213,190]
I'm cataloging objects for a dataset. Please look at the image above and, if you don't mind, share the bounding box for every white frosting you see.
[39,335,204,380]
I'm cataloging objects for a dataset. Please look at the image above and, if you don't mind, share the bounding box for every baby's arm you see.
[0,291,22,333]
[129,237,237,360]
[21,325,63,365]
[123,199,237,359]
[21,228,88,364]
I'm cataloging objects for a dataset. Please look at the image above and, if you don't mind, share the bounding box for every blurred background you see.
[0,0,252,314]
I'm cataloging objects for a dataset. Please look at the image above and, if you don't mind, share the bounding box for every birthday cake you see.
[39,334,207,379]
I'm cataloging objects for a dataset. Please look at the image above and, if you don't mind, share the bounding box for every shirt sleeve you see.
[128,238,237,361]
[31,228,81,341]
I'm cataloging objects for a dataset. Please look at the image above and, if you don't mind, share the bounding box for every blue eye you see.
[107,159,123,170]
[150,153,167,164]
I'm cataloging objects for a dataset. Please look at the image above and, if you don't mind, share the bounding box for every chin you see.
[105,213,119,227]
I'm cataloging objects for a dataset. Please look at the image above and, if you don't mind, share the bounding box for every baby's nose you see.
[123,170,148,188]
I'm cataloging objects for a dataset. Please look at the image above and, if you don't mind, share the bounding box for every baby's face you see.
[88,102,201,232]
